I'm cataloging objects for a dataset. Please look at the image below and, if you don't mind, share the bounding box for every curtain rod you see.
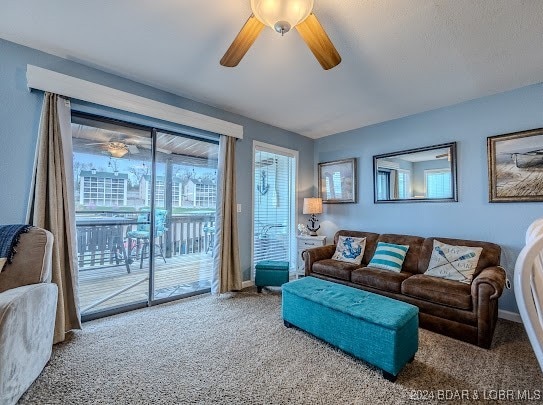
[26,65,243,139]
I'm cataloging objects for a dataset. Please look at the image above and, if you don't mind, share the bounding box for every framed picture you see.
[318,158,357,203]
[488,128,543,202]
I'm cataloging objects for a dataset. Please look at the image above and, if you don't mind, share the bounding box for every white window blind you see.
[425,170,452,198]
[253,147,296,271]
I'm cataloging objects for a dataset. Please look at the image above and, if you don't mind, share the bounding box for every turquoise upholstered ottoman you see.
[282,277,419,381]
[255,260,289,293]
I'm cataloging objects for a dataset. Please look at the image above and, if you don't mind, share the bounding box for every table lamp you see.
[303,197,322,236]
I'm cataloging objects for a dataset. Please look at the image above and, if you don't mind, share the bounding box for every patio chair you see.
[203,225,215,254]
[126,209,168,269]
[253,223,288,263]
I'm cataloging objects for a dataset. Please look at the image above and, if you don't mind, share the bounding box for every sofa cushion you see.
[377,234,424,273]
[332,236,366,265]
[334,231,380,266]
[351,267,413,293]
[312,259,360,281]
[418,237,501,278]
[424,240,483,284]
[401,274,472,310]
[367,242,409,272]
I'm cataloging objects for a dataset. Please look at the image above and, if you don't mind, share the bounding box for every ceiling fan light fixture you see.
[250,0,314,34]
[221,0,340,69]
[107,141,129,158]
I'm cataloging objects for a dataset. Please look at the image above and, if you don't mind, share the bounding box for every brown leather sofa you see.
[303,230,506,348]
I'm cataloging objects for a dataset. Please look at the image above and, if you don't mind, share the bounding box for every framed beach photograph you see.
[318,158,357,203]
[488,128,543,202]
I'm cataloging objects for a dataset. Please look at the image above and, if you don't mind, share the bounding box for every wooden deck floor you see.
[79,253,213,315]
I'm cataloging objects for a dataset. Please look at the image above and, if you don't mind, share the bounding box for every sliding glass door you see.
[152,131,218,301]
[71,113,218,319]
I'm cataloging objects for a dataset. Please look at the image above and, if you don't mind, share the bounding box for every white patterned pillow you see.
[332,236,366,265]
[424,240,483,284]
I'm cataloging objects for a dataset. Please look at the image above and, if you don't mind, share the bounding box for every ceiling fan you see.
[436,151,451,161]
[84,140,139,158]
[85,141,174,158]
[220,0,341,70]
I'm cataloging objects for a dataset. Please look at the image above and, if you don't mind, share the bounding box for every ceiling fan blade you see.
[220,15,265,67]
[138,144,172,155]
[128,145,139,154]
[295,13,341,70]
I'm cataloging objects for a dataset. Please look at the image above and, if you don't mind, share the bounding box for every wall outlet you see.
[237,204,242,213]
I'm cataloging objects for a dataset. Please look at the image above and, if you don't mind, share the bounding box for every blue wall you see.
[0,38,315,281]
[3,36,542,312]
[315,83,543,313]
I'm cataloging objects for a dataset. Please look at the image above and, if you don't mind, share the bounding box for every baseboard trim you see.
[498,309,522,323]
[242,281,253,289]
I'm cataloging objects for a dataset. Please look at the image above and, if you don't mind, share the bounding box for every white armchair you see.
[514,218,543,372]
[0,227,57,405]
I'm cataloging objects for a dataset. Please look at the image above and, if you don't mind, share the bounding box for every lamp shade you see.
[251,0,314,32]
[303,197,322,214]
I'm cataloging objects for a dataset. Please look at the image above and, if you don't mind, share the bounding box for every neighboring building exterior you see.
[78,170,217,209]
[139,175,182,208]
[139,176,216,208]
[186,178,217,208]
[79,170,129,207]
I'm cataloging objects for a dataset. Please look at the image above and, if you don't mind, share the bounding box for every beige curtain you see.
[28,92,81,343]
[212,136,241,294]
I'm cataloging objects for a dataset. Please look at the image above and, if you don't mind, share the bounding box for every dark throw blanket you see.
[0,224,32,266]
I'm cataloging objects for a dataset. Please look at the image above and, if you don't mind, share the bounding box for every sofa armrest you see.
[0,283,58,404]
[471,266,506,348]
[0,227,54,294]
[303,245,336,275]
[471,266,506,300]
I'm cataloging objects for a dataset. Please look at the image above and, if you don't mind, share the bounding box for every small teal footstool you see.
[255,260,289,293]
[282,277,419,381]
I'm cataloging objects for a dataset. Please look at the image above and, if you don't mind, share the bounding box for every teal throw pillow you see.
[368,242,409,272]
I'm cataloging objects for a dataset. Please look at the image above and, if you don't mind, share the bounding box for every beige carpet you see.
[21,288,542,404]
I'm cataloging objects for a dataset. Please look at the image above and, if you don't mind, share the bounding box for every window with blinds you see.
[252,143,297,273]
[425,169,452,198]
[397,170,411,199]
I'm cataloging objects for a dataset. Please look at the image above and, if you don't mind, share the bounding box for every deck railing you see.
[75,211,215,270]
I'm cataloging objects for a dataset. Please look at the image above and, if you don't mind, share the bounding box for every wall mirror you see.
[373,142,457,203]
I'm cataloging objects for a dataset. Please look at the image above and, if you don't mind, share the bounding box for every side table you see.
[296,235,327,278]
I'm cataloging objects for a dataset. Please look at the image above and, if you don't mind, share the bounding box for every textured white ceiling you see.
[1,0,542,138]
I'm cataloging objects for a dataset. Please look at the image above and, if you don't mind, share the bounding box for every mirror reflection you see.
[374,143,457,202]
